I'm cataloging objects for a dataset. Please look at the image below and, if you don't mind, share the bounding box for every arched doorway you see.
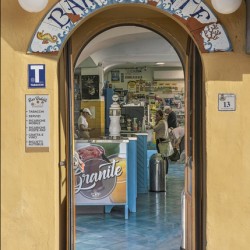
[57,5,205,250]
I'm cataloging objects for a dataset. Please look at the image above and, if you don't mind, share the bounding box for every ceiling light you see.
[156,62,165,65]
[18,0,48,13]
[211,0,242,14]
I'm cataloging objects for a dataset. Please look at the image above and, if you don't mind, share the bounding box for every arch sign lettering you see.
[28,0,232,54]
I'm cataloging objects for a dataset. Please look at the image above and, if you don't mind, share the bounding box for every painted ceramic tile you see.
[201,23,232,52]
[93,0,110,7]
[188,2,217,25]
[59,0,90,18]
[113,0,133,3]
[60,0,109,16]
[42,2,75,31]
[28,22,69,53]
[113,0,147,3]
[147,0,160,7]
[158,0,176,12]
[171,0,202,19]
[27,0,232,54]
[183,3,217,32]
[192,23,232,52]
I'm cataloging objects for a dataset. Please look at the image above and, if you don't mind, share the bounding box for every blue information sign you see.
[28,64,46,88]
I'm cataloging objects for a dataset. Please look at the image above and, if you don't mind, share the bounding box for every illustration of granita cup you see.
[110,157,127,203]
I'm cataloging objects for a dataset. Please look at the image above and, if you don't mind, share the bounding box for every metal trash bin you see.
[149,153,166,192]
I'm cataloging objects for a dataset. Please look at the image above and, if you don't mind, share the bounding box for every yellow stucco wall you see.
[206,75,250,250]
[1,1,250,250]
[1,40,61,249]
[1,1,64,249]
[202,5,250,247]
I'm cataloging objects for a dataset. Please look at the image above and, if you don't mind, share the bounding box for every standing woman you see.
[78,108,95,139]
[152,109,170,173]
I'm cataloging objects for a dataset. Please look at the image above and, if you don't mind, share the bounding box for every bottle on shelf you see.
[141,116,146,132]
[133,118,138,131]
[138,120,142,131]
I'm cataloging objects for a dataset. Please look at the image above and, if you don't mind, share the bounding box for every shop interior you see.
[73,26,185,249]
[74,27,184,137]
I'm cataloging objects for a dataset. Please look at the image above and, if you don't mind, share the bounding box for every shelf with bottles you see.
[113,88,128,103]
[131,92,146,100]
[172,108,185,126]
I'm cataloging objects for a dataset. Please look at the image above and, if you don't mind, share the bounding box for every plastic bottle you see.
[133,118,138,131]
[142,116,146,132]
[138,121,142,131]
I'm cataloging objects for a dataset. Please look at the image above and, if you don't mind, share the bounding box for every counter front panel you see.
[74,140,128,206]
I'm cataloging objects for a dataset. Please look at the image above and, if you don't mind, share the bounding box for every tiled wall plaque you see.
[218,93,236,111]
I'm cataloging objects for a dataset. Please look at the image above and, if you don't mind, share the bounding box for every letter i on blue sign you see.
[28,64,46,88]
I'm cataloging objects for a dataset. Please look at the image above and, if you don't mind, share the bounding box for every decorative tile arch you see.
[28,0,232,54]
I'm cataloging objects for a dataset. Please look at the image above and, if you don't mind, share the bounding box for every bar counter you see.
[74,136,138,219]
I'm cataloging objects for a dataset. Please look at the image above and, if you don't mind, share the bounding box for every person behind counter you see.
[151,110,170,174]
[164,105,177,129]
[78,108,95,139]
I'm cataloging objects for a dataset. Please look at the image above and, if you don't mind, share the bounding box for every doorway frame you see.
[60,10,206,250]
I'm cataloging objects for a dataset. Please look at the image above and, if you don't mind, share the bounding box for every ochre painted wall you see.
[202,5,250,249]
[206,75,250,250]
[1,40,62,249]
[1,1,65,250]
[1,1,250,250]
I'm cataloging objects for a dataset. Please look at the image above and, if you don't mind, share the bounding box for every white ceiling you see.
[75,26,183,73]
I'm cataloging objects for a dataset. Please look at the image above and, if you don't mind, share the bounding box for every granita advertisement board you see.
[74,142,127,205]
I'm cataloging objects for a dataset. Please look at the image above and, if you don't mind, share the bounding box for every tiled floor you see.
[76,162,185,250]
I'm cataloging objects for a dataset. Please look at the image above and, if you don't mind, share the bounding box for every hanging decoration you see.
[18,0,48,13]
[211,0,242,14]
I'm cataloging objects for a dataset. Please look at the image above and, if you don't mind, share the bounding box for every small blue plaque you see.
[28,64,46,88]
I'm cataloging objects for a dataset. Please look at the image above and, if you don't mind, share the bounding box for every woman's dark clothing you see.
[156,138,164,153]
[167,111,177,128]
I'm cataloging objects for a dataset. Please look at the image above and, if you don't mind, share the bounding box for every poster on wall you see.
[81,75,99,99]
[121,73,124,82]
[25,95,49,152]
[74,142,127,205]
[111,70,120,82]
[127,81,136,92]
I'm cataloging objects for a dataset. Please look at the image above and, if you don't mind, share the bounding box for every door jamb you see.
[65,39,75,250]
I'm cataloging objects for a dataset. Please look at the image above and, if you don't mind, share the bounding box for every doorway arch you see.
[57,5,205,250]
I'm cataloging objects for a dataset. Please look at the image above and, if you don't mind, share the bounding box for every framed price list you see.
[25,95,49,152]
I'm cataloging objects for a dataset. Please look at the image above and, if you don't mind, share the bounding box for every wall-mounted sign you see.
[25,95,49,152]
[218,93,236,111]
[28,64,46,88]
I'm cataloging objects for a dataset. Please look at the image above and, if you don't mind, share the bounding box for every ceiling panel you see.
[76,26,182,72]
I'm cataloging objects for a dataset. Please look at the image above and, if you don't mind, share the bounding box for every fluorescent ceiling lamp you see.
[156,62,165,65]
[211,0,242,14]
[18,0,48,12]
[154,70,184,80]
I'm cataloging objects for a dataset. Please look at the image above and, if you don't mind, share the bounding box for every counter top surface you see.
[75,138,129,143]
[120,131,148,135]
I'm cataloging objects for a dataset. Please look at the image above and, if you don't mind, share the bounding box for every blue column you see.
[136,134,148,193]
[127,137,137,212]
